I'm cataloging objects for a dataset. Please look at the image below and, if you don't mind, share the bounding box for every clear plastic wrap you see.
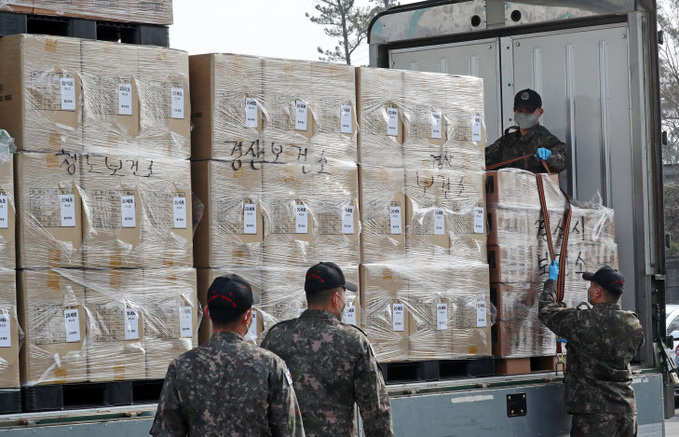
[0,36,189,158]
[0,0,31,12]
[18,267,200,386]
[29,0,173,25]
[487,169,619,358]
[0,131,16,270]
[15,151,192,269]
[0,269,22,389]
[189,54,357,164]
[356,67,486,170]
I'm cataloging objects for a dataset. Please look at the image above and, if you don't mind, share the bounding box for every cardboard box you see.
[84,269,145,382]
[0,154,16,270]
[492,320,556,358]
[32,1,173,25]
[137,45,190,158]
[143,268,199,379]
[80,153,143,268]
[192,160,264,269]
[490,282,539,322]
[485,170,566,208]
[0,0,32,13]
[0,269,20,388]
[138,157,193,268]
[0,35,83,153]
[359,166,407,263]
[356,67,405,168]
[18,269,88,385]
[81,41,140,156]
[15,152,83,269]
[360,264,409,363]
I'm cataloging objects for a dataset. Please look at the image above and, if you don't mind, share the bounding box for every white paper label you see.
[0,311,11,348]
[172,196,187,229]
[344,305,356,326]
[245,97,258,128]
[0,195,8,229]
[60,194,76,227]
[171,87,185,119]
[245,310,258,341]
[121,195,136,228]
[387,107,399,136]
[295,204,308,234]
[118,82,133,116]
[472,115,483,142]
[64,308,81,343]
[244,203,257,234]
[342,206,355,234]
[180,306,193,338]
[392,303,405,332]
[60,77,76,111]
[477,301,488,327]
[434,208,445,235]
[340,104,353,134]
[431,111,443,139]
[390,205,402,235]
[124,308,140,340]
[295,100,308,131]
[437,303,448,331]
[474,207,484,234]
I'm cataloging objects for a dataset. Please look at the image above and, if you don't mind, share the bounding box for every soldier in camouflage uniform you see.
[151,274,305,437]
[262,262,393,437]
[486,88,569,173]
[539,263,645,437]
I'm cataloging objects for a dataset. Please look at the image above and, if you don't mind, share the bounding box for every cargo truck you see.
[0,0,675,435]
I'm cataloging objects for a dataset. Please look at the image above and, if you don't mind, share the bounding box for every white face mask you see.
[515,112,539,130]
[335,292,346,321]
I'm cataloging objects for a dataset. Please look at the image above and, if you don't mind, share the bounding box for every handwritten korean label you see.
[118,82,133,116]
[295,100,308,131]
[342,206,355,234]
[431,111,443,139]
[245,98,258,128]
[171,87,185,119]
[64,308,81,343]
[60,194,76,227]
[173,197,187,229]
[244,203,257,234]
[124,308,139,340]
[437,303,448,331]
[180,306,193,338]
[60,77,76,111]
[340,104,353,134]
[392,303,405,331]
[120,195,136,228]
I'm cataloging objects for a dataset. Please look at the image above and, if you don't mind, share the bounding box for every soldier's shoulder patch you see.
[285,368,293,386]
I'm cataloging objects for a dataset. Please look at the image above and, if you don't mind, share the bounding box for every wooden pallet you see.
[380,357,495,384]
[495,355,566,376]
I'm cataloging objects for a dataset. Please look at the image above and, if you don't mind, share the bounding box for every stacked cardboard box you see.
[190,54,361,341]
[1,1,174,25]
[486,169,618,358]
[357,67,490,362]
[0,35,197,386]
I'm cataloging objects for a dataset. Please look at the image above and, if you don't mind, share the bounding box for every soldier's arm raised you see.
[149,364,188,437]
[538,279,580,339]
[268,358,306,437]
[354,341,394,437]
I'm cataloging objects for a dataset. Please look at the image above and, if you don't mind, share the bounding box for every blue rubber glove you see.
[535,147,552,160]
[548,261,559,281]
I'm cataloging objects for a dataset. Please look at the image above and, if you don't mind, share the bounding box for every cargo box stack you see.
[190,54,361,343]
[357,67,490,363]
[486,169,618,358]
[0,1,173,25]
[0,34,198,389]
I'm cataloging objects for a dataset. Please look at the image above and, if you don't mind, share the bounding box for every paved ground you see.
[666,407,679,435]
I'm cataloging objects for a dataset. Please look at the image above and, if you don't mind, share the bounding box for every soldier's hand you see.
[535,147,552,160]
[549,261,559,281]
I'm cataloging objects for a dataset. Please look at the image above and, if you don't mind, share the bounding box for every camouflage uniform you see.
[262,309,393,437]
[485,125,569,173]
[538,279,645,437]
[151,331,305,437]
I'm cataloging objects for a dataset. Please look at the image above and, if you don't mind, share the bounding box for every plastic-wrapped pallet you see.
[30,0,173,25]
[143,267,200,379]
[18,269,88,386]
[0,0,31,13]
[0,269,21,389]
[0,132,16,270]
[486,169,619,358]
